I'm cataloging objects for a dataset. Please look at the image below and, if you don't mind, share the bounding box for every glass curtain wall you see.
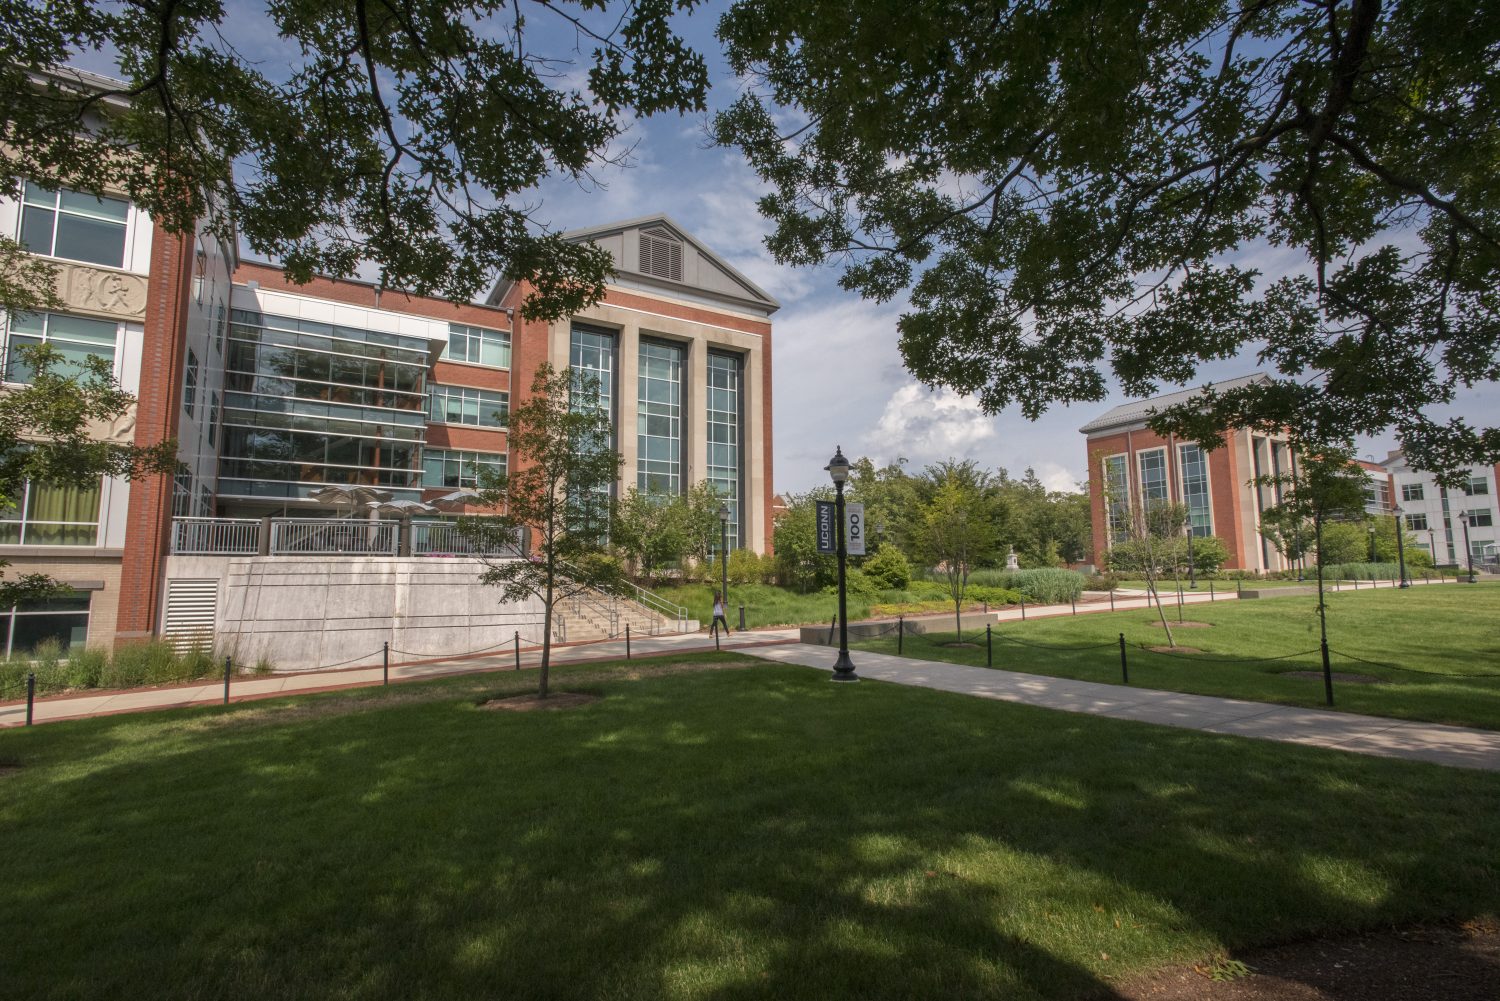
[1138,449,1169,513]
[637,340,683,495]
[1178,444,1213,537]
[219,309,430,502]
[569,325,616,537]
[706,352,742,548]
[1103,454,1130,543]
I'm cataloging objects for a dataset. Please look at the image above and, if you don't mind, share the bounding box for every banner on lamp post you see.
[845,502,866,556]
[815,501,836,554]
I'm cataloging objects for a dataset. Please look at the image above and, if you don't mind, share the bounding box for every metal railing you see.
[171,517,261,555]
[269,518,399,555]
[411,521,523,556]
[620,580,689,631]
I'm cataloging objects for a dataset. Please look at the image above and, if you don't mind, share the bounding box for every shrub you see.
[1005,568,1085,604]
[825,569,883,600]
[65,646,108,689]
[727,548,770,585]
[964,585,1023,606]
[862,546,912,590]
[1319,562,1404,581]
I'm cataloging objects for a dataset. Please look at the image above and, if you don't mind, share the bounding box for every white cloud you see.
[872,383,1000,461]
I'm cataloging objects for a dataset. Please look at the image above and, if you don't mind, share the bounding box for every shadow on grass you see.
[2,665,1498,1000]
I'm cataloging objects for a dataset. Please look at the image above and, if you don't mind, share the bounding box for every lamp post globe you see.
[717,502,730,615]
[1459,512,1476,583]
[824,446,858,682]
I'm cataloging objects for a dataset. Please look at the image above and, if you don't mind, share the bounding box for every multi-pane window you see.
[1103,454,1130,543]
[208,392,220,448]
[184,349,199,417]
[427,384,508,427]
[214,300,227,355]
[1465,509,1494,527]
[706,352,742,547]
[1406,512,1429,531]
[1,595,90,657]
[1177,443,1212,537]
[19,182,129,267]
[1137,449,1169,510]
[1464,476,1490,496]
[444,323,510,368]
[637,340,683,495]
[172,472,193,517]
[3,312,116,383]
[0,480,102,546]
[569,326,616,535]
[1401,483,1425,502]
[422,448,505,489]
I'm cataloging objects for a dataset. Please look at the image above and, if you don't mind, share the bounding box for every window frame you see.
[18,181,132,269]
[0,479,103,547]
[1401,482,1425,502]
[426,383,509,428]
[1176,442,1214,538]
[422,447,507,489]
[1,594,91,657]
[2,311,120,385]
[443,323,511,369]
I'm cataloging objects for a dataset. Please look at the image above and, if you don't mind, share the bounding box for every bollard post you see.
[1020,599,1026,621]
[1210,579,1215,601]
[1109,589,1115,611]
[828,615,837,646]
[1119,633,1129,684]
[986,623,992,667]
[1321,638,1334,706]
[738,604,746,631]
[1236,578,1242,596]
[626,624,631,660]
[26,670,35,726]
[383,642,389,686]
[898,614,904,655]
[223,656,232,705]
[1071,596,1077,615]
[514,631,521,671]
[983,600,988,614]
[714,625,721,652]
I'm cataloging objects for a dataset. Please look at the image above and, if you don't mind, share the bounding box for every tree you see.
[771,490,833,593]
[681,480,730,582]
[715,1,1500,478]
[465,364,623,698]
[5,2,709,317]
[916,475,1000,639]
[1106,500,1191,645]
[611,487,691,585]
[0,346,176,607]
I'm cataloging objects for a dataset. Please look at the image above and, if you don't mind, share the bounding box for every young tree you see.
[611,487,690,585]
[0,346,177,606]
[465,364,622,698]
[771,490,833,593]
[681,480,730,582]
[5,2,709,317]
[1108,500,1191,646]
[916,476,1000,640]
[715,1,1500,477]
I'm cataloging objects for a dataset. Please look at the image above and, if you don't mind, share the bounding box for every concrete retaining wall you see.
[798,612,996,646]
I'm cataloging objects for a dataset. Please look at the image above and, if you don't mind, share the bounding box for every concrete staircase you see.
[549,587,696,643]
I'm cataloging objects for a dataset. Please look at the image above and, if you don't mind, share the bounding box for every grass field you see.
[855,585,1500,730]
[2,653,1498,1000]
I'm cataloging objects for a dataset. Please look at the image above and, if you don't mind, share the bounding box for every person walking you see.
[710,592,730,638]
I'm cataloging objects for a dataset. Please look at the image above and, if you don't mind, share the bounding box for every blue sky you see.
[71,1,1493,494]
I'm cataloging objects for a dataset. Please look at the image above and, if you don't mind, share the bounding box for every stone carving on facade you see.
[56,263,147,320]
[83,403,138,444]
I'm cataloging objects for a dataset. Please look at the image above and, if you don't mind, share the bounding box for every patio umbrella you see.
[366,499,439,517]
[431,488,485,510]
[309,485,395,518]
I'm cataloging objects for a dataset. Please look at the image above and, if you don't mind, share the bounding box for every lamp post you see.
[1459,511,1476,583]
[1367,524,1376,563]
[825,446,858,682]
[717,502,730,612]
[1186,524,1197,589]
[1393,504,1408,587]
[1428,528,1437,567]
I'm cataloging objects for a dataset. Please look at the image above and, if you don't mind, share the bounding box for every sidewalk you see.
[0,625,802,728]
[750,643,1500,772]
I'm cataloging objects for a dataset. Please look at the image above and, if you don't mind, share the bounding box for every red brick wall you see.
[114,229,193,641]
[233,260,515,330]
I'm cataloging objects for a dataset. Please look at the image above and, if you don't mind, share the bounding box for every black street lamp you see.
[1186,524,1197,589]
[1428,528,1437,567]
[718,502,730,613]
[825,446,858,682]
[1459,511,1476,583]
[1367,524,1377,563]
[1393,505,1408,587]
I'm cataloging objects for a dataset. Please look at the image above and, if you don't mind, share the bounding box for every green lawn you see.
[856,585,1500,730]
[2,654,1499,1000]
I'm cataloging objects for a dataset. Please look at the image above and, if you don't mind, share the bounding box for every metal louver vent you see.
[638,229,684,282]
[163,578,219,651]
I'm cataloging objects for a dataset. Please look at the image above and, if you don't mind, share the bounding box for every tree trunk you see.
[1149,571,1176,648]
[540,573,554,698]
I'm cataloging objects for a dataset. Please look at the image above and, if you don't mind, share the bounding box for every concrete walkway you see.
[750,643,1500,772]
[0,625,803,728]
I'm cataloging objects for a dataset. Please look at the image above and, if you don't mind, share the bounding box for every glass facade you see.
[444,323,510,368]
[569,325,616,534]
[20,182,128,267]
[1138,449,1169,510]
[0,479,101,546]
[1178,443,1212,537]
[706,351,742,547]
[219,309,430,501]
[637,340,683,495]
[1104,454,1130,543]
[3,312,117,383]
[423,448,505,489]
[428,384,507,427]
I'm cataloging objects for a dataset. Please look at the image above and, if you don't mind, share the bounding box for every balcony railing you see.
[171,517,262,555]
[270,518,400,555]
[169,517,525,558]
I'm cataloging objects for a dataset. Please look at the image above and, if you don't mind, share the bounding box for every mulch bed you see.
[1149,621,1214,629]
[480,692,600,712]
[1114,921,1499,1000]
[1283,671,1385,685]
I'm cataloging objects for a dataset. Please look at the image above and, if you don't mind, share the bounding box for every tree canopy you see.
[714,0,1500,477]
[3,1,709,316]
